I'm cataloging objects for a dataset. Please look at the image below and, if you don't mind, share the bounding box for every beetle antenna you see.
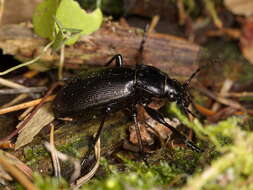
[139,24,149,54]
[186,108,198,118]
[136,24,149,65]
[184,67,201,88]
[180,104,198,118]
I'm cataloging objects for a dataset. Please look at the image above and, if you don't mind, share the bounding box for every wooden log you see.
[0,21,202,78]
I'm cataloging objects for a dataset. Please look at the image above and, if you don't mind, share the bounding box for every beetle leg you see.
[131,106,149,165]
[143,105,202,153]
[80,108,109,166]
[132,106,144,153]
[104,54,124,67]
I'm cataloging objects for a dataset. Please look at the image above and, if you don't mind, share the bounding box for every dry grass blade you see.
[44,142,81,182]
[0,77,26,89]
[49,123,61,178]
[0,87,47,94]
[71,137,101,189]
[0,153,39,190]
[0,150,33,180]
[0,149,34,185]
[0,94,28,108]
[0,164,13,185]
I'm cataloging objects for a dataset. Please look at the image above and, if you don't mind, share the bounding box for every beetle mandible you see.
[53,52,202,165]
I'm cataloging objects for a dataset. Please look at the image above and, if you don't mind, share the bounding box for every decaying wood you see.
[0,21,202,78]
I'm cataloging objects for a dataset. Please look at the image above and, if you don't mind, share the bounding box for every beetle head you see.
[166,68,200,117]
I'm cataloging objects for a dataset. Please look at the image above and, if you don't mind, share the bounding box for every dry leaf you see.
[15,103,54,149]
[129,117,179,145]
[225,0,253,17]
[240,17,253,64]
[241,42,253,64]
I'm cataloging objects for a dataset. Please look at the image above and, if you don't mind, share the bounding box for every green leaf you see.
[56,0,103,45]
[32,0,58,39]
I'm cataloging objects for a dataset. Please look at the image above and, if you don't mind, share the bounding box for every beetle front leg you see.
[143,105,202,153]
[104,54,124,67]
[80,108,109,166]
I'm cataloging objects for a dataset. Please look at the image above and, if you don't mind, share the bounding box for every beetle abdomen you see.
[53,67,135,118]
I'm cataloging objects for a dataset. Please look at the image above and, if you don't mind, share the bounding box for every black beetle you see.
[53,54,202,165]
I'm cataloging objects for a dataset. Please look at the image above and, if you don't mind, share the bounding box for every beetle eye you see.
[168,92,176,100]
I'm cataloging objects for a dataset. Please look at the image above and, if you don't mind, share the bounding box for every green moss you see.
[16,173,69,190]
[33,173,68,190]
[23,145,50,165]
[81,157,183,190]
[14,100,253,190]
[57,138,84,158]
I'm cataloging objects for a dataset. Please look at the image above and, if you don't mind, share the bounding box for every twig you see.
[0,95,55,115]
[212,78,233,112]
[0,87,47,94]
[194,103,215,116]
[0,141,14,149]
[18,107,34,121]
[205,28,241,39]
[0,0,4,25]
[177,0,186,25]
[196,85,243,110]
[209,107,238,122]
[23,70,39,79]
[1,151,34,180]
[223,92,253,98]
[0,155,40,190]
[148,15,160,34]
